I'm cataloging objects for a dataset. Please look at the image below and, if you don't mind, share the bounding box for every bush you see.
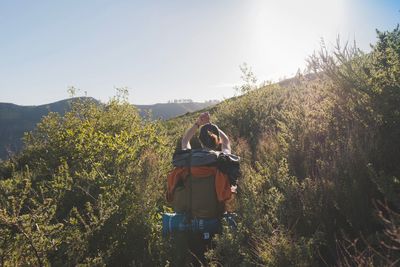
[0,95,171,265]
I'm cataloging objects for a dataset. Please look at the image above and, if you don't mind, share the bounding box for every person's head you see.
[199,123,220,150]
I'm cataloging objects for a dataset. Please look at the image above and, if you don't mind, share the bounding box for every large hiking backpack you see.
[171,149,240,219]
[173,150,222,219]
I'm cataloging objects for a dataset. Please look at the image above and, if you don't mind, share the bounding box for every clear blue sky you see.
[0,0,399,105]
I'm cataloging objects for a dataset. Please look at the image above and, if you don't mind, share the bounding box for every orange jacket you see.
[166,166,232,203]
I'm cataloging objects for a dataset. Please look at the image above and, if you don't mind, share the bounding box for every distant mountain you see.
[0,97,97,160]
[0,98,218,159]
[136,102,216,120]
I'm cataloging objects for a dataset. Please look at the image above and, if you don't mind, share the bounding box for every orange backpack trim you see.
[166,166,231,203]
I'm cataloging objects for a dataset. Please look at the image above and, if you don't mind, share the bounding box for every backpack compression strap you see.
[187,150,193,221]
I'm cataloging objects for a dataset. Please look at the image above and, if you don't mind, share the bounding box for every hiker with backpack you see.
[164,112,239,266]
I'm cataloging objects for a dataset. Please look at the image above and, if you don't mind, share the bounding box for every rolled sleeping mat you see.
[162,213,189,236]
[162,213,221,236]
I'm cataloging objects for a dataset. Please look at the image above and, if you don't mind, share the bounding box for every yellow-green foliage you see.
[1,26,399,266]
[0,95,172,266]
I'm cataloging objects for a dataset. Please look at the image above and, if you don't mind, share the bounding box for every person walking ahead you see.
[181,112,231,154]
[166,112,235,266]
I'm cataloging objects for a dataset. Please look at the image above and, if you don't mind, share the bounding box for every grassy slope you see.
[163,65,399,265]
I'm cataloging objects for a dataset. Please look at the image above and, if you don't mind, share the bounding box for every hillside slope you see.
[163,28,400,265]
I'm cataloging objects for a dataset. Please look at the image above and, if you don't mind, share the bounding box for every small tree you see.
[235,63,258,95]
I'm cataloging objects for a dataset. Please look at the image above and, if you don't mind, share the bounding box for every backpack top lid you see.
[172,149,220,167]
[172,149,240,167]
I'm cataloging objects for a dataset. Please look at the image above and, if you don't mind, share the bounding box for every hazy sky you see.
[0,0,399,105]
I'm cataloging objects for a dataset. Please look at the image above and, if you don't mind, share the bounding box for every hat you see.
[199,123,220,149]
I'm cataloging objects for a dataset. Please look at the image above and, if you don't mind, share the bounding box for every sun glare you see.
[246,0,347,82]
